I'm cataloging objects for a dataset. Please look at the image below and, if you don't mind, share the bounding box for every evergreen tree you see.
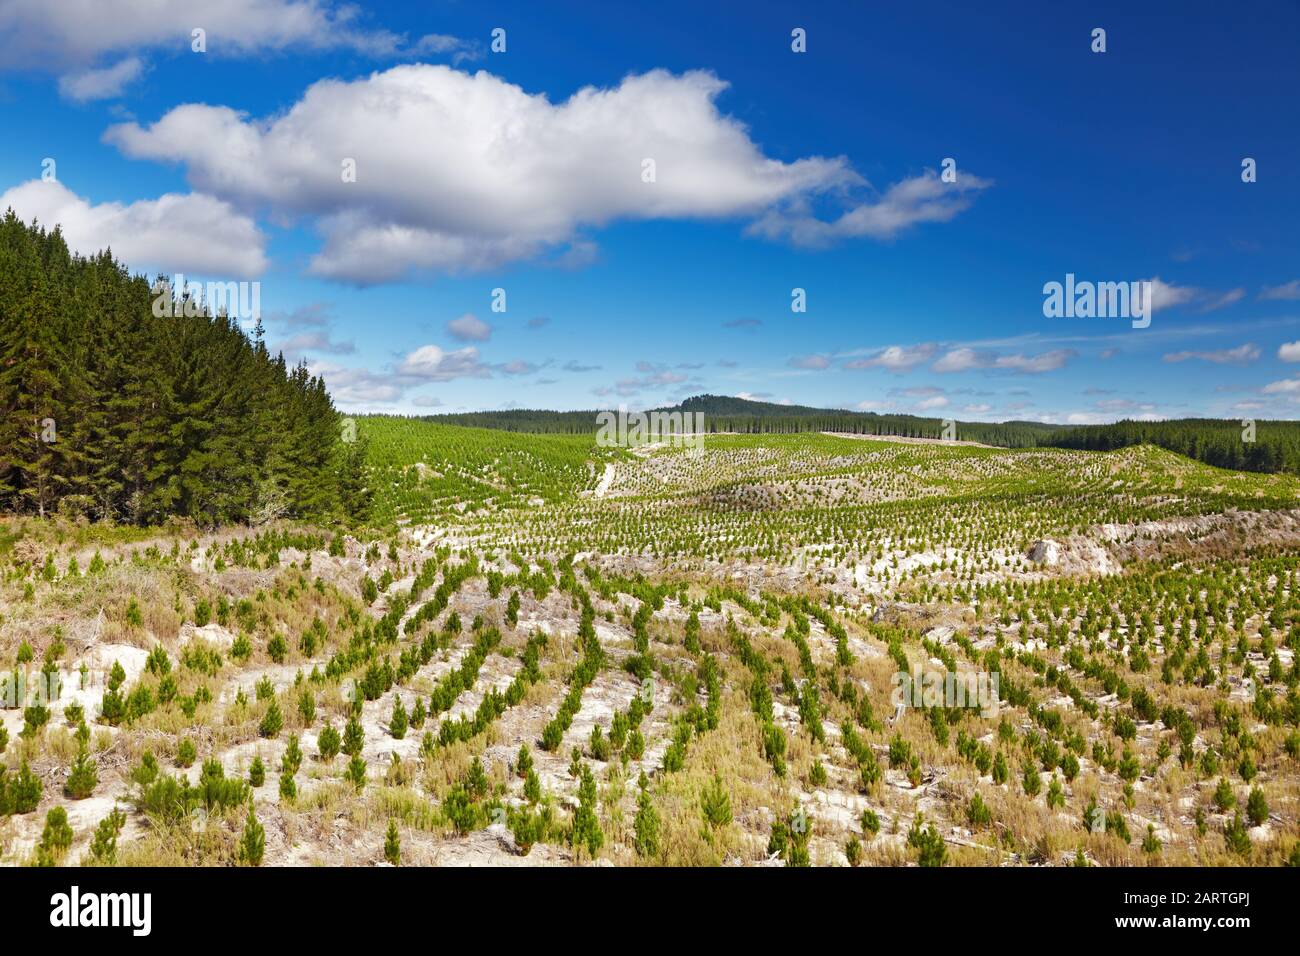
[239,803,265,866]
[384,819,401,865]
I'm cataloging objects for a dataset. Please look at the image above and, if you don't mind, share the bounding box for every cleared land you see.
[2,423,1298,867]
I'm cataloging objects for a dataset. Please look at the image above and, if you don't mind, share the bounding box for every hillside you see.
[422,395,1300,476]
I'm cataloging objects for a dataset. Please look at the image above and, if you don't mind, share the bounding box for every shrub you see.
[298,690,316,726]
[966,792,992,828]
[343,716,364,756]
[176,737,197,767]
[389,697,408,740]
[40,806,74,855]
[318,723,341,762]
[1223,811,1252,858]
[845,836,862,866]
[700,773,732,828]
[259,697,283,738]
[249,755,266,788]
[633,775,660,857]
[64,749,98,799]
[1247,786,1269,827]
[345,754,367,791]
[907,814,946,867]
[570,764,604,856]
[384,819,401,865]
[240,804,265,866]
[861,808,881,838]
[87,808,126,864]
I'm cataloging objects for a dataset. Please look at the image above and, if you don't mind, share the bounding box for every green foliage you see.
[64,749,98,799]
[570,764,604,857]
[240,804,265,866]
[318,722,341,762]
[700,773,733,829]
[0,213,359,523]
[259,696,283,738]
[39,806,73,856]
[907,814,946,867]
[384,819,401,865]
[88,808,126,864]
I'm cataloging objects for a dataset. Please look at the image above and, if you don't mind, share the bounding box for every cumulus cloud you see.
[0,0,404,70]
[1263,377,1300,395]
[747,169,991,247]
[1278,341,1300,362]
[57,56,144,101]
[103,65,968,282]
[1162,343,1260,365]
[932,347,1075,374]
[446,312,492,342]
[0,178,266,276]
[395,344,490,381]
[844,343,937,371]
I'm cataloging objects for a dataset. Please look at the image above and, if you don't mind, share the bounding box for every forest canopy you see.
[0,210,368,525]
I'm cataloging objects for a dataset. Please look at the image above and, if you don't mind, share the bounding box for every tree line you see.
[425,394,1300,475]
[0,211,369,525]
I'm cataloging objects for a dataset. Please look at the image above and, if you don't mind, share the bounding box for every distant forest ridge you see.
[423,394,1300,475]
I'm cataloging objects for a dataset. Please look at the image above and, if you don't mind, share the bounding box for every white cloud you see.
[395,344,490,381]
[446,312,492,342]
[932,346,1075,374]
[0,178,266,276]
[915,395,948,410]
[1263,377,1300,395]
[844,343,937,371]
[0,0,403,69]
[747,169,991,246]
[1278,341,1300,362]
[1142,277,1199,312]
[57,56,144,101]
[1162,343,1259,365]
[104,65,945,281]
[1260,280,1300,301]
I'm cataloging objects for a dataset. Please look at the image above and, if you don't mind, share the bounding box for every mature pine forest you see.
[0,211,367,525]
[1045,419,1300,474]
[427,394,1300,475]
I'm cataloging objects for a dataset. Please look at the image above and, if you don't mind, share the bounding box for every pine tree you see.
[259,696,283,738]
[318,722,341,762]
[240,803,265,866]
[633,774,660,858]
[389,696,408,739]
[87,807,126,864]
[384,819,401,865]
[64,748,97,799]
[700,773,732,828]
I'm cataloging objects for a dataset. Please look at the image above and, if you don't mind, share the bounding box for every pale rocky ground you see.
[3,441,1298,867]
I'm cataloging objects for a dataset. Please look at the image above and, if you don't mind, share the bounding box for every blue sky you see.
[1,0,1298,422]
